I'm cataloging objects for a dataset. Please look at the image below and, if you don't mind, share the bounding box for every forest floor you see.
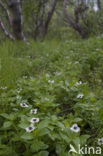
[0,36,103,155]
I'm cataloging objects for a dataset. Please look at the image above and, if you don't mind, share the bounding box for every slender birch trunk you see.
[8,0,25,40]
[0,17,15,40]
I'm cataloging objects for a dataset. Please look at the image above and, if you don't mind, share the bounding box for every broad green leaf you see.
[38,151,49,156]
[21,133,33,140]
[80,135,90,145]
[38,120,49,129]
[18,122,30,129]
[38,128,50,136]
[74,118,82,122]
[31,140,48,152]
[3,121,12,128]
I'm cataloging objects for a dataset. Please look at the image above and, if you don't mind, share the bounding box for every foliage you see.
[0,0,103,40]
[0,36,103,155]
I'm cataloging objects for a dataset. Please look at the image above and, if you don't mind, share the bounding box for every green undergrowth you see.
[0,36,103,155]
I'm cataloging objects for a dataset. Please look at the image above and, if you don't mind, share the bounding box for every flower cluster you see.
[70,124,80,133]
[26,111,39,132]
[20,102,39,133]
[28,109,39,133]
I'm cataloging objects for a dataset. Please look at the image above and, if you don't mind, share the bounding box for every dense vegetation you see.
[0,0,103,156]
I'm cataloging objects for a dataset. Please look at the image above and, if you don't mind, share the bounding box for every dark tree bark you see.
[64,0,87,38]
[34,0,45,38]
[97,0,101,10]
[8,0,25,40]
[41,0,57,38]
[74,4,88,24]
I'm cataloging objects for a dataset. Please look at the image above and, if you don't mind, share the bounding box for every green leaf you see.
[38,128,50,136]
[31,140,48,152]
[0,113,9,119]
[38,120,49,129]
[51,115,58,121]
[21,133,33,140]
[18,122,29,129]
[56,143,66,155]
[80,135,90,145]
[74,118,82,122]
[38,151,49,156]
[73,137,80,146]
[3,121,12,129]
[57,122,65,129]
[59,132,70,143]
[1,113,16,120]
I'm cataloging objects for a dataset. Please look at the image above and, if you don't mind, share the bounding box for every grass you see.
[0,36,103,87]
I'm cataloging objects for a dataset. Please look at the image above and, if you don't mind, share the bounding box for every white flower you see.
[25,124,35,132]
[68,62,72,65]
[18,58,22,60]
[17,96,21,99]
[20,103,29,108]
[26,55,31,58]
[17,90,20,94]
[23,76,27,79]
[26,42,30,46]
[0,86,7,90]
[65,56,69,59]
[70,124,80,133]
[30,109,37,114]
[75,81,82,86]
[30,118,39,123]
[77,93,84,99]
[45,97,49,101]
[48,80,54,84]
[54,72,62,76]
[46,74,50,77]
[17,88,22,94]
[75,61,79,64]
[98,138,103,146]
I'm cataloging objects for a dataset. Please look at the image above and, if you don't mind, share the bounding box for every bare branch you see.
[64,0,86,38]
[0,1,12,27]
[0,17,15,40]
[42,0,57,38]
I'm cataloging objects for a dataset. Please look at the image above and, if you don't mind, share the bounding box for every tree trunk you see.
[64,0,87,38]
[8,0,25,40]
[97,0,101,10]
[42,0,56,38]
[34,0,45,38]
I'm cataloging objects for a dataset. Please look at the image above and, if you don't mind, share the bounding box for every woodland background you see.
[0,1,103,156]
